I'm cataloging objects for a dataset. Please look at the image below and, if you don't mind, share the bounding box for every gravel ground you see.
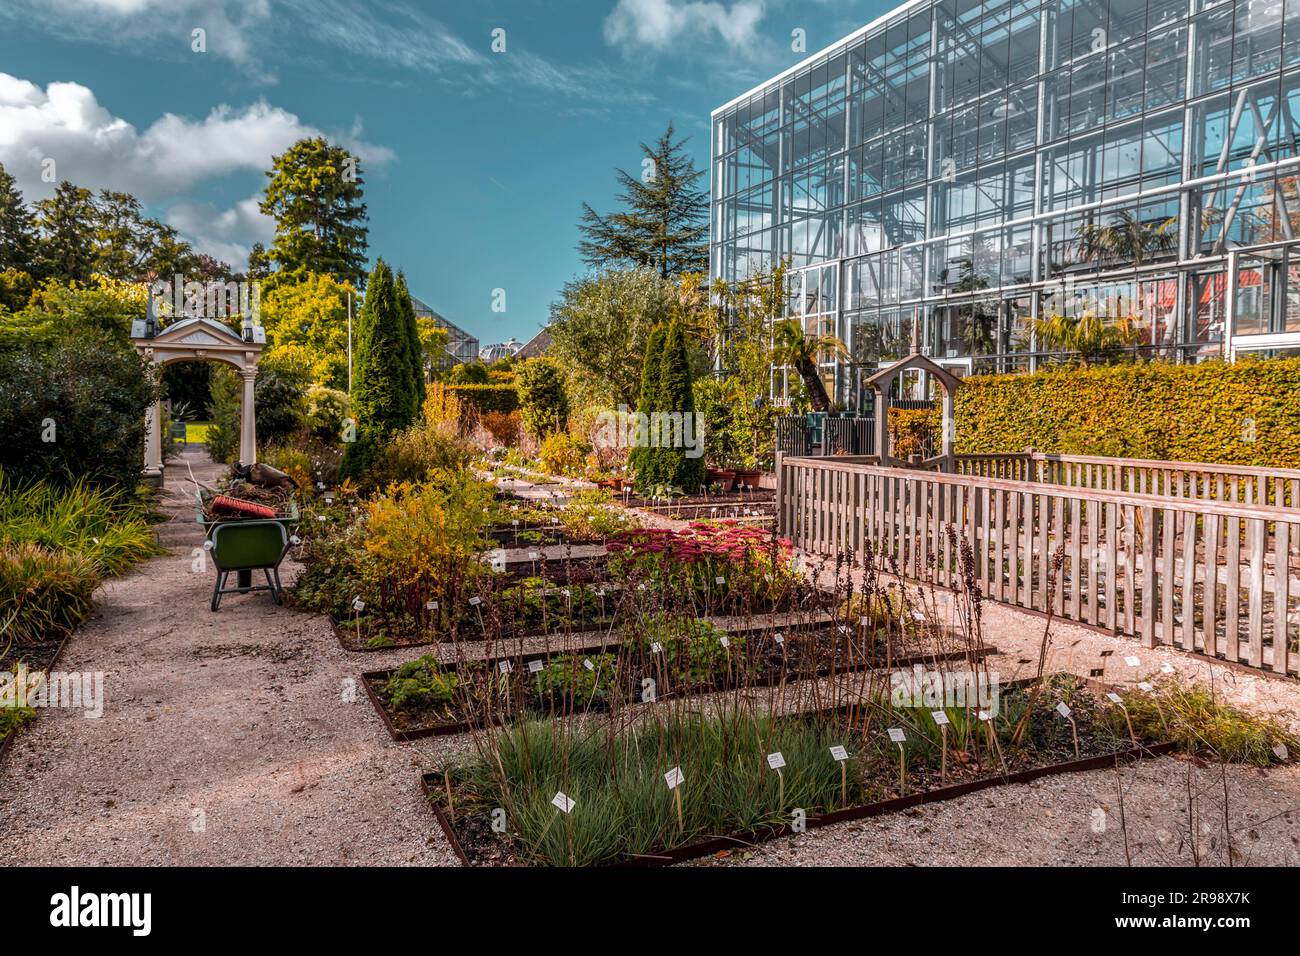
[6,456,1297,867]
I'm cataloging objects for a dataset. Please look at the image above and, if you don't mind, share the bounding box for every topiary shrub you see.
[955,358,1300,466]
[516,358,570,438]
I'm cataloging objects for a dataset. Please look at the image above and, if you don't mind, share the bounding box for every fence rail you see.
[777,454,1300,677]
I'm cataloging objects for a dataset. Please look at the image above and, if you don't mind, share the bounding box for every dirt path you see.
[0,448,453,865]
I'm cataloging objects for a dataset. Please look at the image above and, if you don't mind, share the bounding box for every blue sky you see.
[0,0,895,344]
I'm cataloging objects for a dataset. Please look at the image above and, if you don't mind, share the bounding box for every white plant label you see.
[1160,662,1175,674]
[528,552,540,561]
[888,728,906,744]
[352,598,365,612]
[664,766,684,789]
[931,710,950,726]
[859,616,871,626]
[1138,681,1154,692]
[426,600,439,610]
[1124,655,1141,667]
[498,660,512,674]
[583,658,594,671]
[511,519,519,526]
[1106,692,1123,705]
[715,576,725,584]
[829,745,849,762]
[977,710,991,722]
[316,515,326,522]
[551,792,575,814]
[719,636,730,649]
[1056,702,1072,719]
[773,633,785,645]
[650,642,663,654]
[766,752,786,770]
[528,660,544,674]
[469,596,482,606]
[1274,743,1289,761]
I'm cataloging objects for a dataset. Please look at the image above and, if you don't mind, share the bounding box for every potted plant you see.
[706,466,736,492]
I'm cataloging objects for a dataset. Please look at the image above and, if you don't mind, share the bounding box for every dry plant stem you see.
[1116,763,1131,866]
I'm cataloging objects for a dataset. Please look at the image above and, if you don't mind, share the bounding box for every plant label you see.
[469,596,482,606]
[511,519,519,526]
[528,660,544,674]
[561,589,571,598]
[1274,744,1289,761]
[888,728,906,743]
[1056,702,1072,719]
[859,616,871,627]
[829,745,849,762]
[498,660,512,674]
[1160,662,1175,674]
[1106,692,1123,705]
[597,589,606,597]
[528,552,540,561]
[316,515,326,522]
[650,642,663,654]
[426,600,439,611]
[1137,681,1154,692]
[977,710,992,722]
[715,576,725,584]
[766,752,786,770]
[551,792,575,814]
[719,636,730,649]
[664,766,684,789]
[583,658,594,671]
[773,633,785,644]
[931,710,950,726]
[1124,655,1141,667]
[352,598,365,612]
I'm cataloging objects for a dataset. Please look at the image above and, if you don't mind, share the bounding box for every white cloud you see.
[604,0,767,53]
[0,72,394,203]
[165,194,274,267]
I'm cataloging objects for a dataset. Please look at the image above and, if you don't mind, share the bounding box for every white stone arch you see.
[131,317,264,480]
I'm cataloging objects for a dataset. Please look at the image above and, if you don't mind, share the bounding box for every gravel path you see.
[1,448,453,866]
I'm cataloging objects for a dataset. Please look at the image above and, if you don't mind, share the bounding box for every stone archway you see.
[131,315,264,481]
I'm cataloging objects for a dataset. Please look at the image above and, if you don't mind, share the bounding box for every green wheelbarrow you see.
[206,519,292,611]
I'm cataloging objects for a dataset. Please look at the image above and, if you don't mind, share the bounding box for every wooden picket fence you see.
[776,453,1300,677]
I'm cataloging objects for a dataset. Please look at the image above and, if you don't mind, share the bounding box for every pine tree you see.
[578,122,708,278]
[35,182,98,283]
[260,138,369,289]
[0,163,37,274]
[394,270,426,409]
[630,323,666,489]
[345,260,415,438]
[655,318,704,492]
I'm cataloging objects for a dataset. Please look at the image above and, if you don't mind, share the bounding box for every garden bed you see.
[416,675,1176,867]
[0,630,74,767]
[361,619,987,739]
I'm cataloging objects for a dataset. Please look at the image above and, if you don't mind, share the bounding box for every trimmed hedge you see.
[954,359,1300,467]
[447,383,519,415]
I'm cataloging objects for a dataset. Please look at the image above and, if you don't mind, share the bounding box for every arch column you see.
[144,391,164,480]
[239,368,258,465]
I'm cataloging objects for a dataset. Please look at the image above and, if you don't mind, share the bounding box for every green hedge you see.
[446,383,519,415]
[954,359,1300,467]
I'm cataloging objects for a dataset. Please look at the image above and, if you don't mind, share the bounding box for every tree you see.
[394,270,426,403]
[247,242,271,280]
[578,122,708,278]
[516,358,570,438]
[547,267,677,408]
[259,272,355,389]
[1076,211,1176,265]
[35,182,98,283]
[1027,308,1142,366]
[629,323,666,486]
[654,317,704,492]
[346,259,417,437]
[770,318,847,412]
[0,162,37,275]
[260,138,369,289]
